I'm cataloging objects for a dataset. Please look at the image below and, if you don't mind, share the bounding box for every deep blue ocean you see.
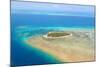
[11,1,95,66]
[11,14,95,28]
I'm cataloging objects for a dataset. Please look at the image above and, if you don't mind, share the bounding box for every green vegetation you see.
[47,32,70,37]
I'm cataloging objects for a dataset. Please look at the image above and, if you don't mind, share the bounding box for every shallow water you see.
[11,26,95,66]
[11,31,61,66]
[25,27,95,62]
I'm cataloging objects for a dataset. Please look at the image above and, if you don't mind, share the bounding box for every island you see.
[43,31,72,39]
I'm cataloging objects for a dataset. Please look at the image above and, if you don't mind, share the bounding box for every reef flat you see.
[24,29,95,62]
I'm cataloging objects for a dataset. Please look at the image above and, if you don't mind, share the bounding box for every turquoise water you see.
[11,36,61,66]
[11,1,95,66]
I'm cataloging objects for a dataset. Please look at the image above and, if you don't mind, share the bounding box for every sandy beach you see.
[24,29,95,62]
